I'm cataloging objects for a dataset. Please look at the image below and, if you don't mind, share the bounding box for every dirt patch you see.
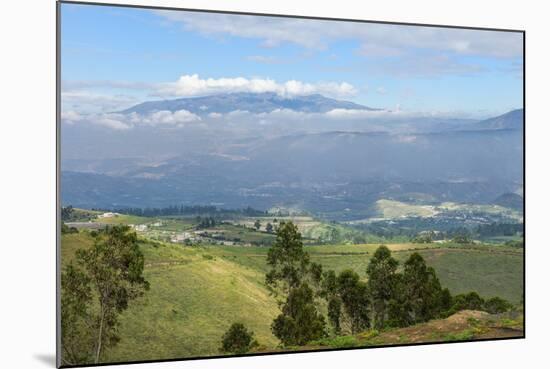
[369,310,521,345]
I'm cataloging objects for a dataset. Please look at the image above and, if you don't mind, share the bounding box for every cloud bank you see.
[62,105,481,133]
[62,109,202,130]
[154,74,357,98]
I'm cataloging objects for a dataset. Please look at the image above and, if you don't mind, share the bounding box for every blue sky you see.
[61,2,523,117]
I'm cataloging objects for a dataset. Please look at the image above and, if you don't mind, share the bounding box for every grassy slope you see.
[93,214,151,225]
[62,233,523,363]
[348,199,523,223]
[376,199,436,218]
[61,233,280,363]
[206,243,523,303]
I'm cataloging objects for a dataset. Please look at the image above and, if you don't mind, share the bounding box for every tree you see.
[61,222,79,234]
[266,222,274,233]
[327,295,343,334]
[76,226,150,363]
[320,269,370,334]
[366,245,399,328]
[220,323,257,354]
[266,222,326,346]
[61,205,74,221]
[271,283,326,346]
[439,288,453,316]
[336,270,370,333]
[61,264,94,365]
[265,221,310,296]
[401,253,444,323]
[254,219,261,231]
[386,273,412,328]
[320,270,340,333]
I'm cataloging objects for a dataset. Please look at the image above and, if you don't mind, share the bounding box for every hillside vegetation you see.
[62,224,523,364]
[266,309,523,352]
[61,232,280,363]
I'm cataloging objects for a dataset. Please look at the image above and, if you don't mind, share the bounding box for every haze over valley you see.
[62,92,523,225]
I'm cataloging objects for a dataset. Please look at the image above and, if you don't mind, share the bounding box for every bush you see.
[504,239,524,248]
[220,323,256,354]
[484,297,513,314]
[61,222,79,234]
[411,233,433,243]
[313,335,357,348]
[452,234,472,244]
[448,291,485,315]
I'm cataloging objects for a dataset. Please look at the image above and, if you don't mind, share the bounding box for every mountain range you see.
[121,92,379,115]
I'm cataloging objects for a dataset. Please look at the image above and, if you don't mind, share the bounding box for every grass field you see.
[347,198,523,225]
[375,199,437,218]
[206,223,277,244]
[61,230,523,363]
[205,242,523,303]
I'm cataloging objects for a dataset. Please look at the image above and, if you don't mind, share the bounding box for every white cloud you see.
[61,109,201,130]
[62,104,490,133]
[325,108,387,119]
[154,10,523,58]
[62,111,131,130]
[95,115,131,131]
[61,90,139,113]
[323,108,471,120]
[143,110,201,126]
[208,112,223,119]
[154,74,357,98]
[61,110,84,124]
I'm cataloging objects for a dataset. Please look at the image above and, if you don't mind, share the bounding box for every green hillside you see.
[61,233,280,363]
[205,243,523,303]
[61,230,523,363]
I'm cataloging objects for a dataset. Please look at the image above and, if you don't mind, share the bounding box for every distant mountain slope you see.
[492,192,523,210]
[121,92,378,115]
[473,109,523,131]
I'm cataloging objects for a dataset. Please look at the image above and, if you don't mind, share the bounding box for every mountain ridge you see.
[121,92,379,115]
[474,109,523,131]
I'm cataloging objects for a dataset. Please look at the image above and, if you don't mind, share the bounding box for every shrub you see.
[484,297,513,314]
[220,323,256,354]
[452,234,472,244]
[448,291,485,315]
